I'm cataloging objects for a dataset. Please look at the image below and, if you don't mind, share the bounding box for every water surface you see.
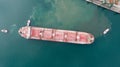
[0,0,120,67]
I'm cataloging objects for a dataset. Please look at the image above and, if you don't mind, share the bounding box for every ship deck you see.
[29,27,90,44]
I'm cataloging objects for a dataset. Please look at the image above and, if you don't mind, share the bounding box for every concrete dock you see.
[86,0,120,13]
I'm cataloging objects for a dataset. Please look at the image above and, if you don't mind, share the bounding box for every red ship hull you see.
[18,26,94,44]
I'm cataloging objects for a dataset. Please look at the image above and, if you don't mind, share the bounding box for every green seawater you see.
[0,0,120,67]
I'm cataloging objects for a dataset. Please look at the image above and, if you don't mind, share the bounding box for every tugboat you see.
[1,29,8,33]
[86,0,120,13]
[27,20,31,26]
[103,28,110,34]
[18,20,95,44]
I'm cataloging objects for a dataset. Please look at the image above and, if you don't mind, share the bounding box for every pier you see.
[86,0,120,13]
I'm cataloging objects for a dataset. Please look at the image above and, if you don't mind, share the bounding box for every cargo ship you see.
[86,0,120,13]
[18,26,94,44]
